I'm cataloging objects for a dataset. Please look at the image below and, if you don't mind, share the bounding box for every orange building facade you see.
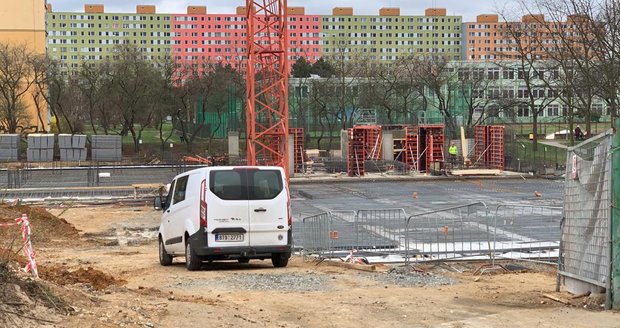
[0,0,49,131]
[465,14,588,61]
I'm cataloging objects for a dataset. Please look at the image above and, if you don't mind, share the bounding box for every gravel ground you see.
[166,272,335,292]
[165,265,455,293]
[369,266,456,287]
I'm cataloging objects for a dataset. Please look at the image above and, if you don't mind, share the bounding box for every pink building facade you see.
[171,6,321,72]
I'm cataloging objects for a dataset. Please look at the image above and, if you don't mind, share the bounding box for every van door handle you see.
[254,208,267,212]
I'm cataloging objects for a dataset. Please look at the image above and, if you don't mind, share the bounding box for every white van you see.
[155,166,292,270]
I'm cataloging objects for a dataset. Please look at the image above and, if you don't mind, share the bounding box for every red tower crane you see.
[245,0,289,175]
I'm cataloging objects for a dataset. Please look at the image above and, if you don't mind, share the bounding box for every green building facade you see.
[321,8,463,62]
[47,10,172,70]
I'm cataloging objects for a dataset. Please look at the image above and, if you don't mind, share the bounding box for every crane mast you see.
[245,0,289,176]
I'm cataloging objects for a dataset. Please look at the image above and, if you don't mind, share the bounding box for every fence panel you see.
[301,213,331,257]
[355,209,408,256]
[326,210,358,255]
[405,202,490,263]
[560,132,612,293]
[492,204,563,264]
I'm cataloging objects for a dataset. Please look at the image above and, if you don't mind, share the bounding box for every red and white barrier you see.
[0,214,38,279]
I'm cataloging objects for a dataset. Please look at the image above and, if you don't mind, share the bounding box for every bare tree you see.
[77,62,115,135]
[172,61,242,153]
[42,61,88,134]
[496,14,559,151]
[415,57,462,138]
[0,43,35,133]
[29,54,49,132]
[361,60,421,124]
[152,58,178,154]
[328,51,368,130]
[307,78,340,150]
[515,0,599,143]
[453,61,521,136]
[107,44,161,151]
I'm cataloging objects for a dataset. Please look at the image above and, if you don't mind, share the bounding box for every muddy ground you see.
[0,204,618,328]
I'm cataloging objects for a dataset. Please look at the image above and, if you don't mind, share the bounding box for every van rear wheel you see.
[271,253,289,268]
[159,238,172,266]
[185,240,201,271]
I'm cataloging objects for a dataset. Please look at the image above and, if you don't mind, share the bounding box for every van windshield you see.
[210,169,283,200]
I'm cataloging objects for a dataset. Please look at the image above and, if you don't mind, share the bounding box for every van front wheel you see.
[185,240,201,271]
[271,253,289,268]
[159,238,173,266]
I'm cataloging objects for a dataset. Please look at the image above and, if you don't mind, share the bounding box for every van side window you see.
[250,170,283,200]
[164,180,176,209]
[173,176,189,204]
[210,171,246,200]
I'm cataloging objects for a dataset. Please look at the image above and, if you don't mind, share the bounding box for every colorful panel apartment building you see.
[464,14,589,60]
[321,8,463,61]
[47,4,465,71]
[171,6,321,70]
[47,4,173,71]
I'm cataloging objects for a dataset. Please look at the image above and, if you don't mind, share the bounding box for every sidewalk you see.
[539,140,569,150]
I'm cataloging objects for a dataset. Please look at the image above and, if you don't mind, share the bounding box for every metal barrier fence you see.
[302,203,563,265]
[405,202,490,263]
[356,209,408,256]
[302,209,408,259]
[301,212,331,257]
[492,204,563,264]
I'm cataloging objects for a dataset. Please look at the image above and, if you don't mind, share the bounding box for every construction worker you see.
[448,142,458,169]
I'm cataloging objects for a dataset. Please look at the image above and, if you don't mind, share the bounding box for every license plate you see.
[215,233,244,242]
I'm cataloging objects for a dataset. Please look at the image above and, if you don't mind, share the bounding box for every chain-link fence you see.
[558,131,612,307]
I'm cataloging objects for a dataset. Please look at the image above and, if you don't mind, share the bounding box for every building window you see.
[547,105,559,117]
[502,69,515,80]
[517,104,529,117]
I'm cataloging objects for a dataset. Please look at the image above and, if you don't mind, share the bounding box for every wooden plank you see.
[319,260,377,272]
[543,293,571,305]
[451,169,501,176]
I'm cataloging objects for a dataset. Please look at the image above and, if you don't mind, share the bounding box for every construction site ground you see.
[1,179,618,327]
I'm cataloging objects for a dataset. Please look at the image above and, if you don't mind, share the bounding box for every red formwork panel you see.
[351,125,382,160]
[424,125,445,172]
[347,128,366,176]
[289,128,305,173]
[474,125,505,170]
[474,125,487,165]
[403,125,445,172]
[404,126,419,171]
[488,126,505,170]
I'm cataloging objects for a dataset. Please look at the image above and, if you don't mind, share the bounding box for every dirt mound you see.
[0,205,81,246]
[0,261,68,327]
[40,265,126,291]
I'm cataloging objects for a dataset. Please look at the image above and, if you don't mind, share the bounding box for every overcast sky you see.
[49,0,520,21]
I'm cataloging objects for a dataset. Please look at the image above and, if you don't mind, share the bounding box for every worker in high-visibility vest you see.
[448,142,458,169]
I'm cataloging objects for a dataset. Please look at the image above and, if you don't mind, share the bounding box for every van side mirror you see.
[154,196,163,210]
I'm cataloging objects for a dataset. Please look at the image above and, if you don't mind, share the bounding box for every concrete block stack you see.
[0,134,20,161]
[59,134,87,161]
[27,134,55,162]
[91,135,122,162]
